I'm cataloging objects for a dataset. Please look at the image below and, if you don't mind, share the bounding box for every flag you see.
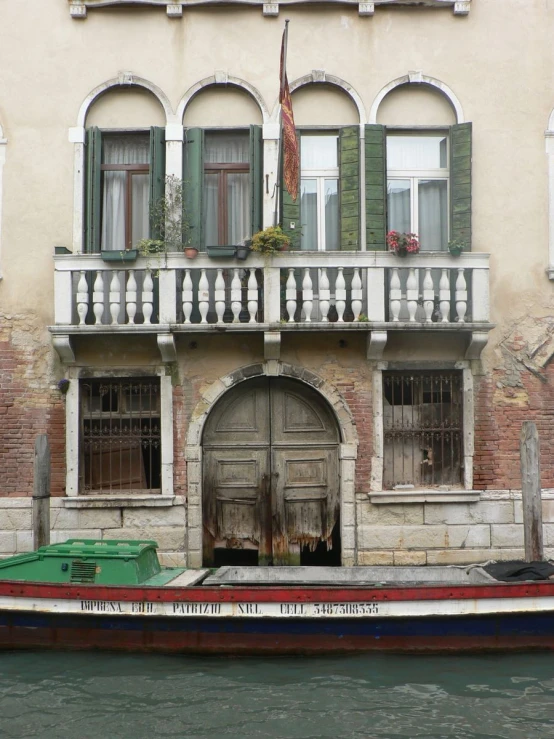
[279,27,299,202]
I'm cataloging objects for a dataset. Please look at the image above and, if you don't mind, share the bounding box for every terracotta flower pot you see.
[184,246,198,259]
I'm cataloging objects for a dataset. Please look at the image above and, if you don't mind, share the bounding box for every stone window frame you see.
[64,366,174,504]
[370,360,479,505]
[184,361,358,568]
[545,110,554,280]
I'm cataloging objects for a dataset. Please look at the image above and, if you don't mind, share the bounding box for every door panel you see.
[202,377,340,566]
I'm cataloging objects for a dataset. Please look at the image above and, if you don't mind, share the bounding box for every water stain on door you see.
[202,377,340,566]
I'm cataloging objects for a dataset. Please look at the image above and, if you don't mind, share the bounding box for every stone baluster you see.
[406,267,418,322]
[92,270,104,325]
[439,268,450,323]
[302,268,313,322]
[198,269,210,324]
[286,268,297,322]
[109,272,121,325]
[389,268,401,322]
[319,268,330,322]
[231,269,242,323]
[423,268,434,323]
[335,267,346,322]
[215,268,226,324]
[247,268,258,323]
[77,270,90,325]
[182,269,193,324]
[126,270,137,324]
[455,268,467,323]
[351,267,362,321]
[142,269,154,324]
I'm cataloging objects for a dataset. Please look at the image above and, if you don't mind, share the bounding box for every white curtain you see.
[101,136,150,251]
[419,180,448,251]
[387,180,411,234]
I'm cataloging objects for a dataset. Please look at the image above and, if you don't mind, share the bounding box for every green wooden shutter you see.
[249,125,263,236]
[450,122,472,249]
[339,126,360,250]
[365,124,387,251]
[281,133,301,250]
[149,126,166,240]
[183,127,204,250]
[85,127,102,253]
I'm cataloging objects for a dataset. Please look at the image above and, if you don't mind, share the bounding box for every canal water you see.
[1,652,554,738]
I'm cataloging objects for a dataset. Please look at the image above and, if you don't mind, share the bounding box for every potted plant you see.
[235,239,252,261]
[386,231,420,257]
[251,226,291,255]
[136,176,191,264]
[447,238,466,257]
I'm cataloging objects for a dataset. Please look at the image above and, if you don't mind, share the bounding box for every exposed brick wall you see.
[0,328,66,496]
[474,363,554,490]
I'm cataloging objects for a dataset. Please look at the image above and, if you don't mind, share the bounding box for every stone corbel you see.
[157,333,177,363]
[166,3,183,16]
[69,1,87,18]
[53,335,76,364]
[359,2,375,16]
[366,330,388,361]
[264,331,281,360]
[263,3,279,15]
[465,331,489,360]
[454,1,471,15]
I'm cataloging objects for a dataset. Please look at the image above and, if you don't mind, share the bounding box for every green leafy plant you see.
[250,226,291,255]
[447,238,467,256]
[357,313,369,323]
[137,176,190,261]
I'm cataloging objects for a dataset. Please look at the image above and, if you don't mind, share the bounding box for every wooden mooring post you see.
[33,435,51,550]
[520,421,543,562]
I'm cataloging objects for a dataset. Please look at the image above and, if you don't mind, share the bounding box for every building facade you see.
[0,0,552,567]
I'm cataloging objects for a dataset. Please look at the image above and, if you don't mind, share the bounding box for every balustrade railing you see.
[54,252,490,328]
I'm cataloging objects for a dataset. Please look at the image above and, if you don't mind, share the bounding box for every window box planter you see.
[100,249,138,263]
[235,245,251,261]
[206,245,236,258]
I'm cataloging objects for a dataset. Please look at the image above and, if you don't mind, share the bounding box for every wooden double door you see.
[202,377,340,566]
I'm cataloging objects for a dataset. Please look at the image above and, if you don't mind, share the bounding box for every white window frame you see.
[300,133,339,252]
[387,132,450,247]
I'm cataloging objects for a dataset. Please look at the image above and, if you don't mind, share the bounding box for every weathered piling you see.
[33,435,51,550]
[520,421,543,562]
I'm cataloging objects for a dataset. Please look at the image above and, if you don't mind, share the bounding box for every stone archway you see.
[185,362,358,568]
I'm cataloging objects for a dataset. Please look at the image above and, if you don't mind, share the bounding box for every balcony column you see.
[262,123,280,228]
[263,265,281,323]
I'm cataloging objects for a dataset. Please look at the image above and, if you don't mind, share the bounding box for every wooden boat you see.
[1,539,554,654]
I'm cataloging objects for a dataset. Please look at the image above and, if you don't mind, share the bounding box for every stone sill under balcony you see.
[51,250,492,363]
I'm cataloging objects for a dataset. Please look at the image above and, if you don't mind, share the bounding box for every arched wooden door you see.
[202,377,340,566]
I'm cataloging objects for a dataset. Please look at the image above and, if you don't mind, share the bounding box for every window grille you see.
[80,378,161,494]
[383,371,463,489]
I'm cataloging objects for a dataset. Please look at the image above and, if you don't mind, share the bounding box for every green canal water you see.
[1,652,554,738]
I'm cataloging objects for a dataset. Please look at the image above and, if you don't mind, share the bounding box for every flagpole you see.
[274,19,290,227]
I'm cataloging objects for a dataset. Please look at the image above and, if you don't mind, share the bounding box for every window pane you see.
[205,133,249,163]
[227,173,251,245]
[300,179,317,251]
[387,136,447,170]
[131,173,149,248]
[301,135,338,169]
[324,179,339,251]
[103,135,150,165]
[419,179,448,251]
[387,179,411,234]
[204,173,219,246]
[101,171,126,251]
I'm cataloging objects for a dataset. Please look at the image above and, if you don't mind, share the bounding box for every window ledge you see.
[63,495,181,509]
[369,489,481,504]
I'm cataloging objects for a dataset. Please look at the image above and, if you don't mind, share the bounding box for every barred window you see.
[80,378,161,494]
[383,371,463,489]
